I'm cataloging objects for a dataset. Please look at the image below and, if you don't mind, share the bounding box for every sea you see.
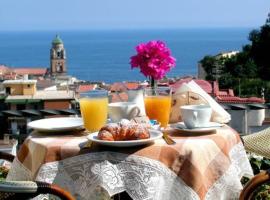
[0,28,252,83]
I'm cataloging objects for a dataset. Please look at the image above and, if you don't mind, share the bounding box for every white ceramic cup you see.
[180,105,212,129]
[108,102,141,122]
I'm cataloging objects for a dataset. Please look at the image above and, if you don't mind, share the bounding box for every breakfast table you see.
[6,125,253,200]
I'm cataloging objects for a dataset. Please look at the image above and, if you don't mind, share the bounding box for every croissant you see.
[98,123,150,141]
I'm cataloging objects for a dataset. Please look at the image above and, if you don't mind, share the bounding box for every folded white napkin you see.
[175,80,231,123]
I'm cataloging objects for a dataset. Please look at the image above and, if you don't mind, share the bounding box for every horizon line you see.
[0,26,259,32]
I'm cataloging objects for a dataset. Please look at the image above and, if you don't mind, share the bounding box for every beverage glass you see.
[79,90,108,133]
[144,87,172,127]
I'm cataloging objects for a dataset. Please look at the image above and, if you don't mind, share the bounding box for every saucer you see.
[27,117,84,132]
[175,122,224,132]
[87,130,162,147]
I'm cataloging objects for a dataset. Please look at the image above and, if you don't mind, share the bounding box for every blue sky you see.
[0,0,269,31]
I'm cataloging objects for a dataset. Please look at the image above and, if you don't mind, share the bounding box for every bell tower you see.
[50,35,67,76]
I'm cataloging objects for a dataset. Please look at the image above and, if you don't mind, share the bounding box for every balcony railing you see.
[0,109,81,145]
[0,109,81,118]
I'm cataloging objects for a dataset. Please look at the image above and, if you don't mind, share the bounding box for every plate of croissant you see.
[87,122,162,147]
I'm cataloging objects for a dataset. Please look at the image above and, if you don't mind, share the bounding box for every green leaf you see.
[250,157,262,174]
[261,159,270,170]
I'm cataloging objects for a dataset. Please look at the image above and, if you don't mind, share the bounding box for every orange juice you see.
[80,97,108,132]
[144,95,171,127]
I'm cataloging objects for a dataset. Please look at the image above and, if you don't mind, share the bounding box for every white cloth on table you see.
[7,143,253,200]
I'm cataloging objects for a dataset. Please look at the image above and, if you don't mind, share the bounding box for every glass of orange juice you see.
[144,87,172,128]
[79,90,108,133]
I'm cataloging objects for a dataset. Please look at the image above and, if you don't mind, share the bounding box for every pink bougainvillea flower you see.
[130,40,176,80]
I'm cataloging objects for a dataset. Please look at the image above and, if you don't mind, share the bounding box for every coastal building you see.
[3,80,37,96]
[1,79,75,136]
[4,90,75,135]
[36,79,56,90]
[50,35,67,76]
[0,65,47,80]
[0,35,78,139]
[0,65,13,80]
[215,51,239,59]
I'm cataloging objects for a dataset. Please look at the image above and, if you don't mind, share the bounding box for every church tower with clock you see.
[50,35,67,76]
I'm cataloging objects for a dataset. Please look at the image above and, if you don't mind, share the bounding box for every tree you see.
[224,52,257,78]
[199,13,270,100]
[199,55,227,81]
[249,15,270,80]
[199,56,216,81]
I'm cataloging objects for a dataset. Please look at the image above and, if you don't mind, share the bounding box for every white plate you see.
[27,117,84,132]
[174,122,224,132]
[87,130,162,147]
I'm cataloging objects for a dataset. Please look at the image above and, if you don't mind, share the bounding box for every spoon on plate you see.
[161,129,176,145]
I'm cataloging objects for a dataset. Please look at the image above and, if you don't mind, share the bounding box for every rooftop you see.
[52,35,63,45]
[170,78,265,104]
[219,95,265,104]
[170,78,212,93]
[3,80,37,85]
[36,80,56,90]
[77,84,96,93]
[13,68,47,75]
[0,65,11,74]
[5,90,75,100]
[110,82,141,92]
